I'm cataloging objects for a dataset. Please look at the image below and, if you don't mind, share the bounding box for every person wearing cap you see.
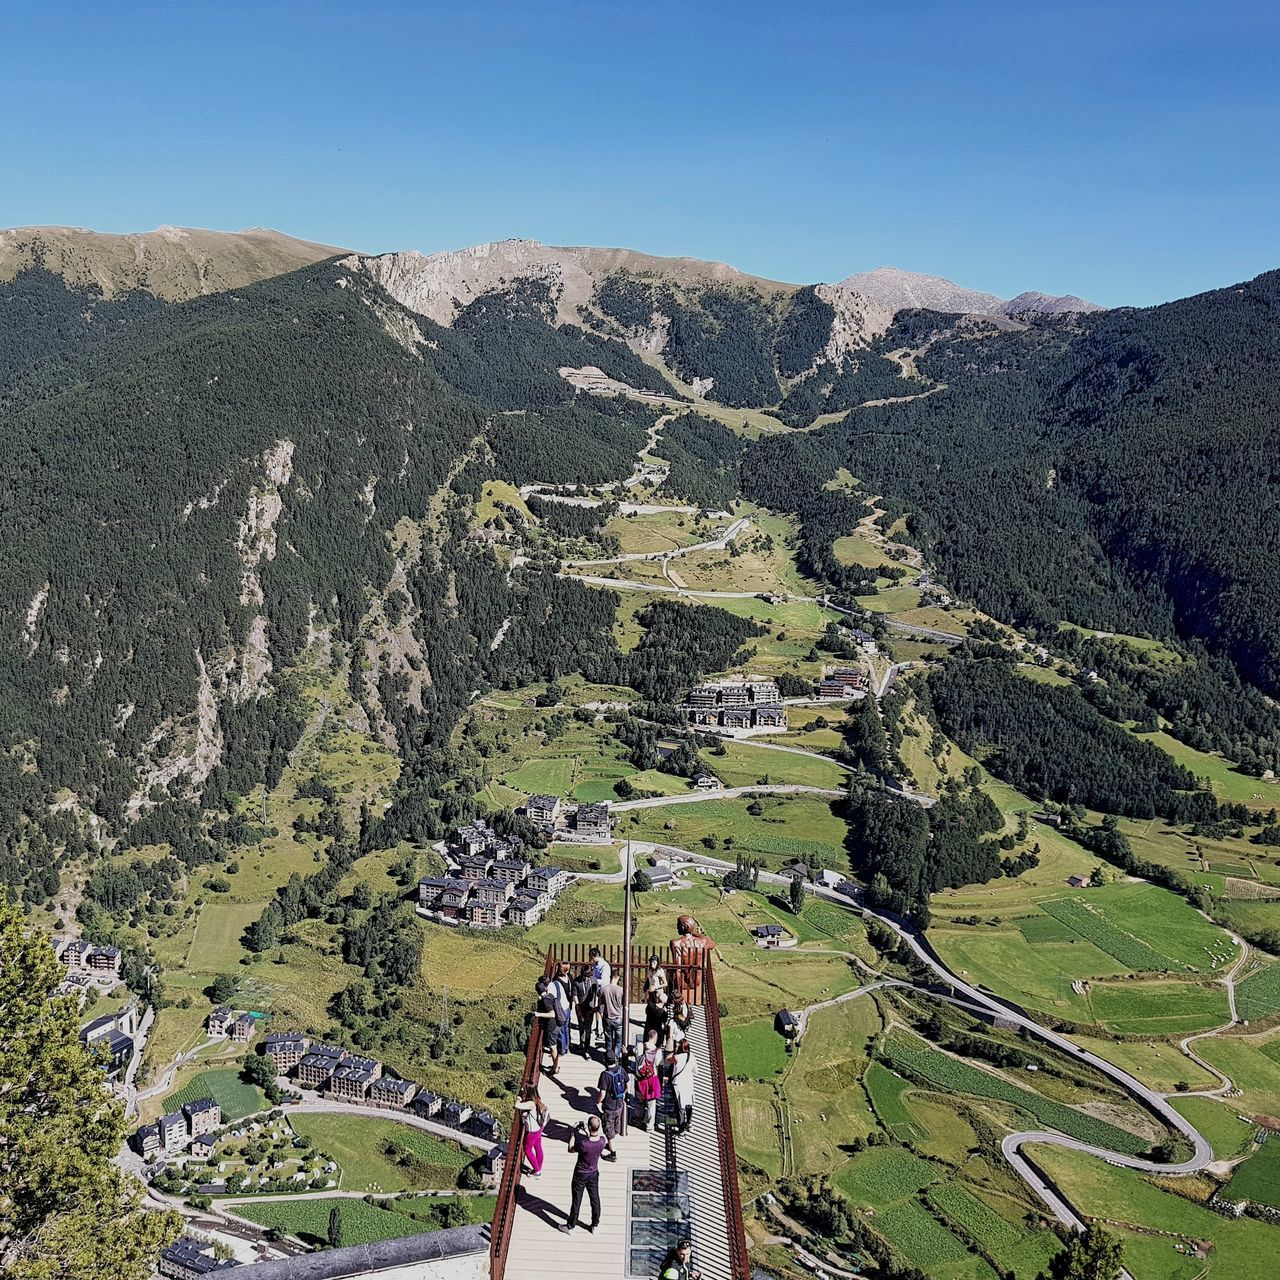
[659,1240,701,1279]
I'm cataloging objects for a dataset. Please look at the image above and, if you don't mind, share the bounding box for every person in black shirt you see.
[559,1115,608,1233]
[660,1239,701,1279]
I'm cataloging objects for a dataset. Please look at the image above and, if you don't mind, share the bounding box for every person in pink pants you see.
[515,1083,548,1176]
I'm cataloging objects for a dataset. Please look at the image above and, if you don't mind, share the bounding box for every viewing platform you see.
[491,943,750,1280]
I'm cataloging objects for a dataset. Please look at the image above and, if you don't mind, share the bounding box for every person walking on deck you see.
[668,1038,697,1135]
[514,1084,548,1177]
[560,1115,608,1234]
[588,946,611,1045]
[634,1030,664,1131]
[601,972,625,1063]
[596,1054,628,1147]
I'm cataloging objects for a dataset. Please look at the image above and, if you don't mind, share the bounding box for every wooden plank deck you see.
[507,1005,732,1279]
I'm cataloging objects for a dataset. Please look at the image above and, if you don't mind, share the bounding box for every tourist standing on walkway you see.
[644,955,668,1000]
[644,988,669,1045]
[560,1115,608,1234]
[669,994,693,1050]
[596,1053,629,1145]
[634,1029,664,1131]
[601,972,625,1063]
[572,963,597,1056]
[533,978,561,1078]
[588,946,611,1045]
[668,1038,697,1135]
[550,963,574,1061]
[514,1084,548,1177]
[660,1240,702,1279]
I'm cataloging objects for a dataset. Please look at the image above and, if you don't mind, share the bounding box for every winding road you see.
[600,842,1238,1244]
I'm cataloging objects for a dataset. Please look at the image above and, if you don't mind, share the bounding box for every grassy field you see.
[617,793,848,872]
[185,903,264,975]
[163,1067,267,1122]
[287,1114,470,1192]
[1031,1143,1280,1279]
[1223,1138,1280,1207]
[1193,1033,1280,1119]
[1171,1096,1256,1161]
[832,532,900,571]
[881,1031,1153,1155]
[231,1193,494,1247]
[605,509,733,555]
[833,1148,996,1280]
[722,1018,791,1081]
[864,1062,925,1141]
[1136,730,1280,811]
[1237,960,1280,1022]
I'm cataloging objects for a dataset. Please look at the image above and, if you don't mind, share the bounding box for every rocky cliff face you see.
[348,237,799,328]
[838,265,1100,316]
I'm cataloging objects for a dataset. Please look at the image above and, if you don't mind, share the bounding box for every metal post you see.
[621,839,633,1137]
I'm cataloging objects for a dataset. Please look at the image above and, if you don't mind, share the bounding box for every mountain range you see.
[1,221,1277,904]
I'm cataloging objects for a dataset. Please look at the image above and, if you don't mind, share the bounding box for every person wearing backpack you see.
[595,1054,628,1147]
[514,1083,549,1177]
[634,1029,664,1131]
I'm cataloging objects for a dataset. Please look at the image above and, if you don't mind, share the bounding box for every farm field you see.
[1030,1143,1280,1280]
[1236,959,1280,1022]
[1069,1036,1219,1093]
[617,792,848,872]
[184,903,265,974]
[925,1182,1061,1278]
[833,1148,996,1280]
[722,1018,790,1081]
[163,1067,267,1122]
[831,532,900,571]
[880,1031,1153,1154]
[1222,1137,1280,1207]
[287,1114,470,1192]
[1087,980,1230,1037]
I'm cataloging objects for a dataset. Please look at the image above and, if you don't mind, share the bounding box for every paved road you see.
[629,844,1220,1240]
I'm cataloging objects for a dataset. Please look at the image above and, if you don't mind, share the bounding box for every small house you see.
[774,1009,802,1042]
[479,1144,506,1189]
[441,1099,472,1129]
[190,1136,216,1159]
[229,1013,256,1044]
[1066,875,1089,889]
[206,1007,233,1037]
[506,894,543,927]
[692,772,721,791]
[134,1123,161,1157]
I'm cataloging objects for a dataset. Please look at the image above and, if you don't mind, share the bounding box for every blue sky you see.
[4,0,1277,305]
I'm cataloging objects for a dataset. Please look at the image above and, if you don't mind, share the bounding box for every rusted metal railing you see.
[701,952,753,1280]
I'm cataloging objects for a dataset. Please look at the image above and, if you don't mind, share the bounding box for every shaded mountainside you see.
[748,270,1280,694]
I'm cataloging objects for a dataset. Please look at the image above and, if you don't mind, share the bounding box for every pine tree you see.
[0,901,181,1279]
[327,1202,344,1248]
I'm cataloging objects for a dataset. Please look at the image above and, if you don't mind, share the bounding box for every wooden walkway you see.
[507,1006,732,1279]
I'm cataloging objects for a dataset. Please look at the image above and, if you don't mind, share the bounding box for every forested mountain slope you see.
[749,270,1280,694]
